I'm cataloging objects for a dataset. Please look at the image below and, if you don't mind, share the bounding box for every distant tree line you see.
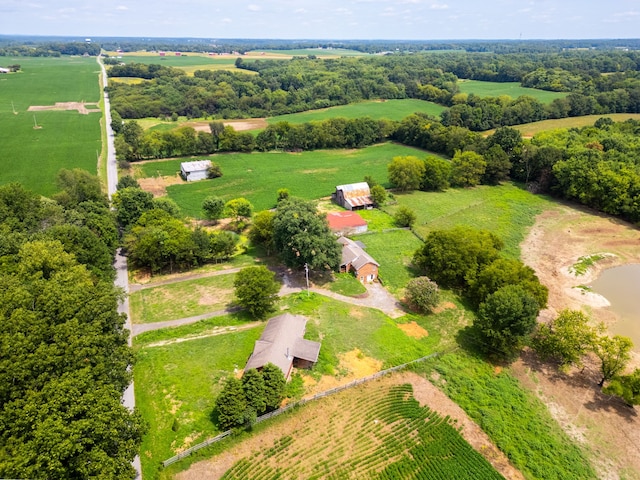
[0,42,100,57]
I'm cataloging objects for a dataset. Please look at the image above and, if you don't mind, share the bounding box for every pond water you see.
[589,264,640,349]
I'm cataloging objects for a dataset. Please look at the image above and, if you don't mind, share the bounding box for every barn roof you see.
[335,182,373,209]
[326,211,367,231]
[180,160,211,173]
[244,314,320,377]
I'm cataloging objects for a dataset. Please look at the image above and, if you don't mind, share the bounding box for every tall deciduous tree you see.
[202,196,225,222]
[112,186,154,228]
[593,335,633,386]
[603,369,640,407]
[370,185,387,206]
[387,156,426,192]
[405,277,440,313]
[249,210,275,254]
[422,156,451,191]
[233,266,280,318]
[272,198,341,270]
[449,150,486,187]
[474,285,540,361]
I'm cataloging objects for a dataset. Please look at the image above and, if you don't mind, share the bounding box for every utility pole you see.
[304,263,310,297]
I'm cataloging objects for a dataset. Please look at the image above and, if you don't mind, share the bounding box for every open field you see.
[458,80,567,104]
[267,99,445,125]
[487,113,640,137]
[134,143,430,215]
[385,183,557,259]
[129,274,236,324]
[245,48,369,58]
[0,56,102,195]
[106,53,244,76]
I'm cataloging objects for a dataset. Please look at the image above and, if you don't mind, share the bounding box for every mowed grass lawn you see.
[139,143,428,215]
[267,99,445,124]
[0,56,102,195]
[129,274,237,324]
[458,80,567,104]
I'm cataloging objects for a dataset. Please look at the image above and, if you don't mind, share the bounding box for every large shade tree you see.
[272,198,341,270]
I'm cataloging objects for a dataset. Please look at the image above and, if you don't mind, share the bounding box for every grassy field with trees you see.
[457,80,568,103]
[267,99,445,124]
[0,57,102,195]
[134,143,429,215]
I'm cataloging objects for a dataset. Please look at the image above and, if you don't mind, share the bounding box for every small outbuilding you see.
[338,236,379,283]
[327,211,368,236]
[333,182,374,210]
[0,67,10,74]
[244,314,321,380]
[180,160,211,182]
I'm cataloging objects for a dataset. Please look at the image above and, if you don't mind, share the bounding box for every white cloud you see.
[430,3,448,10]
[247,4,261,11]
[221,17,232,23]
[116,5,128,11]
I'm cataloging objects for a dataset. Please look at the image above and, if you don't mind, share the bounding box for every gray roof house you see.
[180,160,211,182]
[244,314,321,380]
[333,182,374,210]
[338,236,380,283]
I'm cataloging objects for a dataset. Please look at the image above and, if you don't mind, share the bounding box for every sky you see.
[0,0,639,40]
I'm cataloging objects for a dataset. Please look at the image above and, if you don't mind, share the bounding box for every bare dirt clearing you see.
[176,372,524,480]
[518,203,640,479]
[28,101,101,114]
[137,174,183,197]
[186,118,267,132]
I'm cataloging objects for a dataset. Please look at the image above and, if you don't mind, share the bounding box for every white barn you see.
[180,160,211,182]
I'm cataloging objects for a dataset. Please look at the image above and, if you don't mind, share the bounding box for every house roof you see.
[180,160,211,173]
[326,211,367,231]
[338,236,379,270]
[335,182,373,208]
[245,314,320,376]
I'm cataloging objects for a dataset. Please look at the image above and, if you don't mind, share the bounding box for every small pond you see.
[589,264,640,350]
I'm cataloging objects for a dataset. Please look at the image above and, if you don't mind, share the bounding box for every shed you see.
[180,160,211,182]
[333,182,374,210]
[244,314,321,380]
[338,236,379,283]
[0,68,10,74]
[327,211,368,235]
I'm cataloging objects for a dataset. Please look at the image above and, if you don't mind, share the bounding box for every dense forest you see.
[0,173,144,479]
[107,50,640,128]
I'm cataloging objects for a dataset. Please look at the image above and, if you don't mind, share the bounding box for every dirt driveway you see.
[517,202,640,479]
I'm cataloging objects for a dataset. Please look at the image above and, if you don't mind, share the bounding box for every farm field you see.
[266,99,445,125]
[106,53,243,76]
[217,382,503,480]
[129,274,236,324]
[457,80,567,104]
[246,48,369,57]
[0,56,102,195]
[384,183,557,259]
[490,113,640,137]
[135,143,432,215]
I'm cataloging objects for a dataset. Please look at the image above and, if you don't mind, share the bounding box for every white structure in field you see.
[180,160,211,182]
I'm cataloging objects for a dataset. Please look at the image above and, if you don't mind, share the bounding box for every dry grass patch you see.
[397,321,429,338]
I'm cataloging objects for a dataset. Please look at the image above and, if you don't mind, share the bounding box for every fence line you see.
[161,352,439,468]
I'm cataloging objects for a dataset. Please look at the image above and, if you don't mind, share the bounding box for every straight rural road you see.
[98,55,142,480]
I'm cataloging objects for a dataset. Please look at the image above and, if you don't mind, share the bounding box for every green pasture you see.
[266,99,445,125]
[129,273,236,324]
[457,80,567,104]
[352,230,423,294]
[109,54,238,67]
[417,353,598,480]
[490,113,640,137]
[136,143,428,215]
[0,56,102,195]
[385,183,557,259]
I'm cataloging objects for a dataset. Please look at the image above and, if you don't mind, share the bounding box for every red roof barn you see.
[326,211,368,236]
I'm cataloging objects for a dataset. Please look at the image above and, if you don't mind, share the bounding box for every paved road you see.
[98,55,141,479]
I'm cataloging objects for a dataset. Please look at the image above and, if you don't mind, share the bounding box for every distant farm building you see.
[0,67,9,74]
[244,314,321,380]
[180,160,211,181]
[159,51,166,56]
[338,236,379,283]
[327,211,368,236]
[333,182,374,210]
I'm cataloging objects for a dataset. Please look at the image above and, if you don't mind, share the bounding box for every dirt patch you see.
[433,301,457,314]
[397,321,429,338]
[137,174,184,197]
[28,101,101,115]
[518,204,640,478]
[186,118,267,132]
[177,372,524,480]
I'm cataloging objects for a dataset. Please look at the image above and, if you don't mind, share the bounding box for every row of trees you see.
[215,364,286,430]
[0,179,143,478]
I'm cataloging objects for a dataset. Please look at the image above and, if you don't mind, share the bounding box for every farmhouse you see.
[180,160,211,182]
[244,314,321,380]
[333,182,374,210]
[327,211,368,236]
[338,236,379,283]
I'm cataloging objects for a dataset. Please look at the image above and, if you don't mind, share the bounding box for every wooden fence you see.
[161,352,439,468]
